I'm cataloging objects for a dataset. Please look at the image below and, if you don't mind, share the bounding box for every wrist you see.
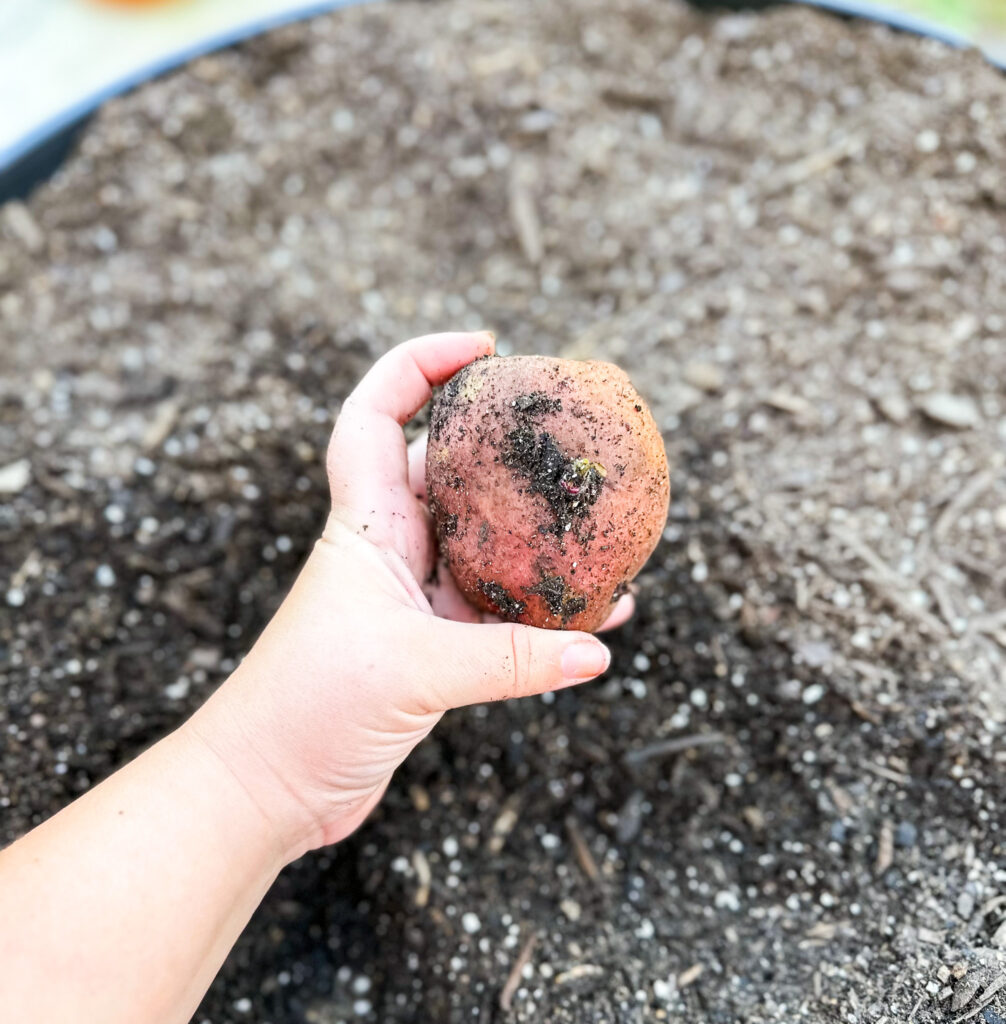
[182,630,388,861]
[178,698,321,866]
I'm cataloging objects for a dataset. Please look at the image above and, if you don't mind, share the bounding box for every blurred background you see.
[2,0,1006,199]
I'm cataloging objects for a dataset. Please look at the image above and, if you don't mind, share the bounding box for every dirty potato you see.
[426,355,670,631]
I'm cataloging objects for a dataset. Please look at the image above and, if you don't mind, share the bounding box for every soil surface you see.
[2,1,1006,1022]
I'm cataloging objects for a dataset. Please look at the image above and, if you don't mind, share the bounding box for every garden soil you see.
[1,1,1005,1021]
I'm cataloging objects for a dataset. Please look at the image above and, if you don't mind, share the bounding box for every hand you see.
[186,332,632,860]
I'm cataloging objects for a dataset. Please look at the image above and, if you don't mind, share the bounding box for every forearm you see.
[0,721,289,1024]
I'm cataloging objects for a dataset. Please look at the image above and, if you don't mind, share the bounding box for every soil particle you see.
[524,572,588,624]
[476,579,526,620]
[512,392,563,417]
[438,511,458,540]
[502,427,606,537]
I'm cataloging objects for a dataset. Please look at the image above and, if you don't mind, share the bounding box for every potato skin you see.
[427,355,670,631]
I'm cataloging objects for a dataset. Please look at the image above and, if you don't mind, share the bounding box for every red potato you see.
[426,354,670,631]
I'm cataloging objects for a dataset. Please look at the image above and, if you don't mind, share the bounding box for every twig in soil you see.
[766,134,865,195]
[412,849,431,909]
[143,399,181,450]
[951,549,997,580]
[34,466,78,500]
[565,815,601,885]
[864,572,948,637]
[804,921,842,942]
[951,974,1006,1024]
[555,964,604,986]
[623,732,727,767]
[160,586,224,638]
[908,994,925,1021]
[489,799,520,854]
[875,819,894,876]
[970,609,1006,638]
[828,527,947,636]
[508,161,542,265]
[865,762,912,787]
[928,573,962,632]
[678,963,704,988]
[848,660,899,686]
[499,932,537,1012]
[825,780,854,817]
[934,470,995,541]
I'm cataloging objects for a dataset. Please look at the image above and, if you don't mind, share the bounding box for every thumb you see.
[411,617,611,712]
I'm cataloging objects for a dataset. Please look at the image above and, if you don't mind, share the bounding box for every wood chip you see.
[829,526,948,637]
[623,731,727,767]
[499,932,537,1011]
[159,585,224,637]
[934,470,995,540]
[825,779,854,817]
[408,784,430,813]
[952,969,984,1012]
[143,399,181,450]
[768,134,864,194]
[508,161,543,265]
[565,815,601,885]
[678,963,704,988]
[875,819,894,875]
[2,201,45,254]
[489,799,520,853]
[412,848,431,908]
[951,974,1006,1023]
[978,896,1006,918]
[864,762,912,787]
[765,389,814,418]
[554,964,604,986]
[971,610,1006,638]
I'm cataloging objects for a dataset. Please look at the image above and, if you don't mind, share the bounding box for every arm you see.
[0,727,287,1024]
[0,332,625,1024]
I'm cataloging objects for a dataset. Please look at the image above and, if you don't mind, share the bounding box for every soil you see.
[1,1,1005,1022]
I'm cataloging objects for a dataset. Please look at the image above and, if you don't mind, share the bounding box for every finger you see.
[344,330,495,430]
[327,333,493,574]
[329,332,492,511]
[403,616,610,713]
[597,593,635,632]
[407,433,428,501]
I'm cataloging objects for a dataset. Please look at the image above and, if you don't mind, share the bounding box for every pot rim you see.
[0,0,1001,182]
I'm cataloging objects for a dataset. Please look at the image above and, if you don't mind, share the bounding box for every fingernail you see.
[561,640,610,681]
[483,330,496,345]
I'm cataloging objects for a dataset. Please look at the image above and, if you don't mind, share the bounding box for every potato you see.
[427,354,670,631]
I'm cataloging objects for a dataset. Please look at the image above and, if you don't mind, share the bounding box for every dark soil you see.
[1,1,1005,1022]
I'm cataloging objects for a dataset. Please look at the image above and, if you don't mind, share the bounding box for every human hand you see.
[186,332,632,860]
